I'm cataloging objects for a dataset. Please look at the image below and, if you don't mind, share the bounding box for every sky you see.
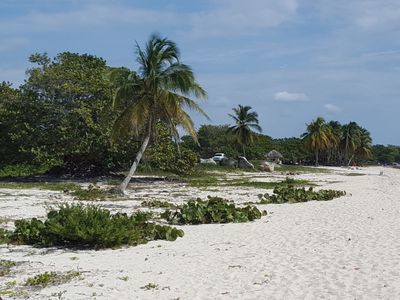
[1,0,399,145]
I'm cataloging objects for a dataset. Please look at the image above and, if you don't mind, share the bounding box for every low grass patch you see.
[227,178,313,189]
[25,271,81,287]
[344,173,365,176]
[276,165,330,174]
[0,259,17,277]
[0,163,56,178]
[0,182,80,191]
[10,204,184,249]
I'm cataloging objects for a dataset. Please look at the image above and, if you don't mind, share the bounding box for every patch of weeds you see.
[344,173,365,176]
[226,177,313,189]
[141,200,179,209]
[67,184,118,201]
[70,257,79,261]
[10,204,184,249]
[162,196,266,225]
[25,271,81,288]
[0,259,16,277]
[141,283,159,290]
[0,163,56,178]
[5,280,17,288]
[0,228,11,244]
[0,289,29,297]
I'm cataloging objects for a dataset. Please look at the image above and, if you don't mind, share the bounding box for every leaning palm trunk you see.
[118,121,152,194]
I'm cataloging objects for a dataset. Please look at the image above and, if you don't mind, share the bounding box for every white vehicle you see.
[212,153,226,162]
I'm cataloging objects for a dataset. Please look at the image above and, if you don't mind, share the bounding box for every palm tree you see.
[327,121,342,165]
[111,34,207,193]
[354,127,373,162]
[341,121,361,165]
[302,117,331,166]
[228,105,262,157]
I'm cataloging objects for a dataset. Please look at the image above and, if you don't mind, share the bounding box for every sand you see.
[1,166,400,299]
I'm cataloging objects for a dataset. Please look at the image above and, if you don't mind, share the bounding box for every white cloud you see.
[190,0,298,37]
[273,91,309,102]
[324,103,341,113]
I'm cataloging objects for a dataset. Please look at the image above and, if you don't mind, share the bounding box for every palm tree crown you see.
[302,117,331,166]
[228,105,262,157]
[111,34,207,193]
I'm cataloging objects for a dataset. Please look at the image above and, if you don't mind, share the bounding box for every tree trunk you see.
[242,144,246,157]
[118,124,152,194]
[315,150,319,166]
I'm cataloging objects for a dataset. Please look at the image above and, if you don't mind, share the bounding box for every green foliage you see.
[0,182,80,191]
[161,196,266,225]
[258,186,346,204]
[0,164,53,178]
[373,144,400,164]
[10,204,184,249]
[0,228,11,244]
[0,260,16,277]
[25,271,81,287]
[146,123,198,175]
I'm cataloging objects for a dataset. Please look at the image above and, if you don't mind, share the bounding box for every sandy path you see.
[1,166,400,299]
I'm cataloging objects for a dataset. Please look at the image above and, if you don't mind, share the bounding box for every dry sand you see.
[1,166,400,299]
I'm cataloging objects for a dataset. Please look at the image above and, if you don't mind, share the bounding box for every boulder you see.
[238,156,254,169]
[200,158,217,165]
[260,161,274,172]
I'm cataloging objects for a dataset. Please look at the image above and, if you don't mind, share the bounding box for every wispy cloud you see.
[324,103,341,113]
[190,0,298,37]
[0,37,29,53]
[274,91,309,102]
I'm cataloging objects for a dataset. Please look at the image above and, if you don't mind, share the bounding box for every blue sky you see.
[1,0,399,145]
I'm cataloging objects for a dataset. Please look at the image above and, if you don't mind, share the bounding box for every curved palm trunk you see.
[118,120,153,194]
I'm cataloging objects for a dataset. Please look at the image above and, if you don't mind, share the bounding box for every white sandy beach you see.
[1,166,400,299]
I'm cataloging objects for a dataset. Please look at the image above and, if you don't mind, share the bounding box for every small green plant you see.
[141,282,159,290]
[25,271,81,287]
[119,276,129,281]
[0,228,11,244]
[10,204,184,249]
[258,185,346,204]
[141,200,178,209]
[161,196,266,225]
[0,182,80,191]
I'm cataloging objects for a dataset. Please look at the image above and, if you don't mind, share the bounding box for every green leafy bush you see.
[161,196,265,225]
[258,185,346,204]
[146,123,198,176]
[0,228,11,244]
[10,204,184,249]
[141,200,178,209]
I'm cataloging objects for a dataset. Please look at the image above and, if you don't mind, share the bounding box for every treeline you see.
[0,51,399,178]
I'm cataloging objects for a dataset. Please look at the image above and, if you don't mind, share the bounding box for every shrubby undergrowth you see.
[258,185,346,204]
[10,204,184,249]
[161,196,266,225]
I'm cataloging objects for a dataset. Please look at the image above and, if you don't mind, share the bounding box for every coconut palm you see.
[228,105,262,157]
[111,34,207,193]
[302,117,331,166]
[341,121,361,165]
[354,127,373,162]
[327,121,343,165]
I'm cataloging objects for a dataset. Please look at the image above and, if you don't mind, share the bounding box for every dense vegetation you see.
[161,196,266,225]
[1,36,398,180]
[9,204,184,249]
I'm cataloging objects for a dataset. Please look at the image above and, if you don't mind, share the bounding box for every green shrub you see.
[0,228,11,244]
[10,204,184,249]
[146,123,198,176]
[141,200,179,209]
[68,184,114,201]
[258,186,346,204]
[0,260,16,277]
[161,196,266,225]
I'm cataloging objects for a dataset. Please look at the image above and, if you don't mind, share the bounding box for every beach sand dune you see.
[1,166,400,299]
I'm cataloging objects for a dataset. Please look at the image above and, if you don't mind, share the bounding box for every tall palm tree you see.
[341,121,361,165]
[228,105,262,157]
[354,127,373,162]
[302,117,331,166]
[111,34,207,193]
[327,121,342,165]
